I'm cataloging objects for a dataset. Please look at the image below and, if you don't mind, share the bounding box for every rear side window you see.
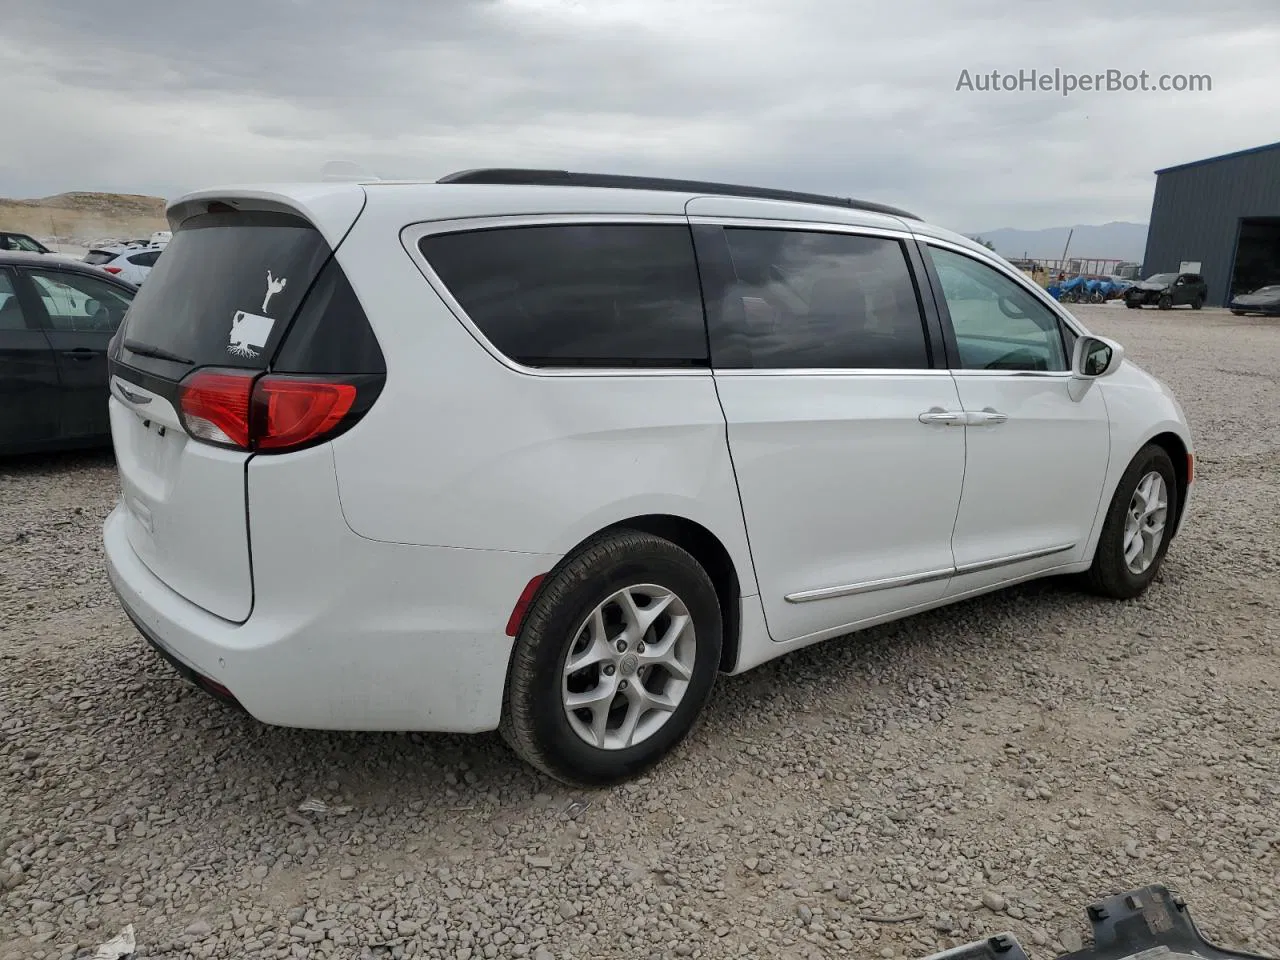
[83,250,117,265]
[128,251,161,267]
[120,211,331,370]
[419,223,707,368]
[712,228,931,369]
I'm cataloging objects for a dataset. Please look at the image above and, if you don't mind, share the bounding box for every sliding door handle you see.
[918,407,965,426]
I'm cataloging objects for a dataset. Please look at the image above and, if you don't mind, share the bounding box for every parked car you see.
[0,251,137,455]
[1123,272,1207,310]
[103,170,1194,785]
[0,231,53,254]
[83,245,164,285]
[1228,284,1280,316]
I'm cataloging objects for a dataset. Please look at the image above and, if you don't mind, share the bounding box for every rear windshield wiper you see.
[122,339,194,365]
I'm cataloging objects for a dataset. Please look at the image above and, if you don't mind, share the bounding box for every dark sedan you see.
[1,251,137,455]
[1229,284,1280,316]
[1124,272,1208,310]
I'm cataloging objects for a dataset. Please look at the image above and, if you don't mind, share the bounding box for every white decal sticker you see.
[262,269,287,313]
[227,310,274,358]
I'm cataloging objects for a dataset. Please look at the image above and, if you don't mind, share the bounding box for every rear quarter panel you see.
[324,189,760,595]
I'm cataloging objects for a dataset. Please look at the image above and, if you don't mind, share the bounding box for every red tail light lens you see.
[179,370,255,448]
[505,574,546,637]
[253,377,356,451]
[178,370,368,453]
[102,266,123,274]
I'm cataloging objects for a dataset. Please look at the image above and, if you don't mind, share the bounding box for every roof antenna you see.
[322,160,379,182]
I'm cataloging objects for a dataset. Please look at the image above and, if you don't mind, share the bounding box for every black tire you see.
[1125,301,1140,309]
[500,530,722,786]
[1191,296,1203,310]
[1231,309,1245,316]
[1085,444,1179,600]
[1158,294,1173,310]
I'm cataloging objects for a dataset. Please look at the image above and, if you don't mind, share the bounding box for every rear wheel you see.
[1191,295,1203,310]
[1158,294,1173,310]
[1084,444,1178,599]
[1125,301,1140,309]
[501,530,722,786]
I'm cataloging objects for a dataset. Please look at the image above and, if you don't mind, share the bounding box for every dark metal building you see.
[1142,141,1280,306]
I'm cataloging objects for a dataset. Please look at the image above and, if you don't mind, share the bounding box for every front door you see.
[23,268,133,439]
[0,267,60,448]
[695,220,965,643]
[923,244,1110,594]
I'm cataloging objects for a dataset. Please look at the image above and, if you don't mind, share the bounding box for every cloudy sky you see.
[1,0,1275,232]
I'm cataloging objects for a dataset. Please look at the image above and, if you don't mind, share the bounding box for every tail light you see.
[102,266,123,274]
[178,369,380,453]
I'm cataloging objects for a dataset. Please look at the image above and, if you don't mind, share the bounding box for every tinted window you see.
[929,247,1068,372]
[713,228,930,369]
[83,250,118,265]
[120,211,331,370]
[0,272,29,330]
[419,224,707,368]
[28,270,133,333]
[273,257,385,374]
[128,251,161,267]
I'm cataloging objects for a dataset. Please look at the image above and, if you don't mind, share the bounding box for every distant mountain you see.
[0,192,167,245]
[966,222,1149,262]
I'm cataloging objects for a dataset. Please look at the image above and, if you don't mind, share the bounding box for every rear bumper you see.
[103,449,560,732]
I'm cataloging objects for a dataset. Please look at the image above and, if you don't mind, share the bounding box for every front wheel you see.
[1084,444,1179,599]
[500,530,722,786]
[1158,294,1173,310]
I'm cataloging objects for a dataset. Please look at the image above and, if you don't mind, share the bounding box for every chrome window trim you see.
[712,367,952,378]
[784,542,1076,604]
[401,214,711,379]
[687,215,915,242]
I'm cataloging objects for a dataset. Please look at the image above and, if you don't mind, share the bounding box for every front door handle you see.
[969,408,1009,426]
[62,348,96,361]
[918,407,965,426]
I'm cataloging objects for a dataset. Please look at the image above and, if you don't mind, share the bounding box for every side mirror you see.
[1072,335,1123,380]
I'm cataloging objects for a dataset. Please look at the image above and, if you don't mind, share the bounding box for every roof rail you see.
[436,168,919,220]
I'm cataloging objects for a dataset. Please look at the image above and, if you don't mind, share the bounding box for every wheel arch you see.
[1147,430,1191,539]
[564,514,744,674]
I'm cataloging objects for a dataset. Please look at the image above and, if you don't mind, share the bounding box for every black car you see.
[1228,283,1280,316]
[1,251,137,455]
[1123,272,1208,310]
[0,231,54,255]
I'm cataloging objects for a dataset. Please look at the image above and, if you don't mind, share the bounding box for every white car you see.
[84,245,163,285]
[102,170,1194,785]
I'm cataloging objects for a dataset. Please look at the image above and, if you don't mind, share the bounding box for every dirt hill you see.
[0,191,168,244]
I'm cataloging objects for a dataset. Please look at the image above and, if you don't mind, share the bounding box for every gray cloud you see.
[0,0,1276,232]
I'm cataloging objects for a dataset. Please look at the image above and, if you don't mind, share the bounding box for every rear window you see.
[419,223,708,368]
[120,211,331,370]
[83,250,117,265]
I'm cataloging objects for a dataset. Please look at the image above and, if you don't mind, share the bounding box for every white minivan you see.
[103,170,1193,785]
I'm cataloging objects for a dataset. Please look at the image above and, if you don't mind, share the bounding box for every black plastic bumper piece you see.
[921,884,1273,960]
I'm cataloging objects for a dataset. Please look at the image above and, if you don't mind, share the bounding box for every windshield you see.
[1250,285,1280,295]
[1143,273,1177,284]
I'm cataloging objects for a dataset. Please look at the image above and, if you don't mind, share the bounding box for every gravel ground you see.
[2,304,1277,960]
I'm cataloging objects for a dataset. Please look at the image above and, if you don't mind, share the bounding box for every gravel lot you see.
[2,304,1278,960]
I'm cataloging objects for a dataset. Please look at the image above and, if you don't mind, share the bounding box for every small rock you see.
[757,858,775,874]
[398,920,418,937]
[340,865,357,880]
[1061,927,1084,952]
[185,920,212,939]
[796,904,813,924]
[558,902,579,920]
[982,892,1008,913]
[525,856,554,870]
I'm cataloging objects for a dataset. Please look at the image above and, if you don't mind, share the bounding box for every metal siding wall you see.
[1142,149,1280,305]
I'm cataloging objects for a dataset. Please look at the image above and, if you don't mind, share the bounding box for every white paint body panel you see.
[102,179,1195,733]
[714,371,965,642]
[946,373,1111,593]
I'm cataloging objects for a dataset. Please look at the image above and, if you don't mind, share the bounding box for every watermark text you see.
[955,68,1212,96]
